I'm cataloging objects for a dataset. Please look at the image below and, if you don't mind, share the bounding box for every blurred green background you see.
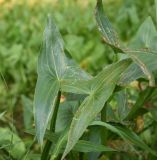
[0,0,156,157]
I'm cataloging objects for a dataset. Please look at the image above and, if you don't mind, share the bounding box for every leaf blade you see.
[91,121,157,156]
[34,16,92,145]
[62,59,131,159]
[34,76,59,144]
[95,0,122,52]
[95,0,157,86]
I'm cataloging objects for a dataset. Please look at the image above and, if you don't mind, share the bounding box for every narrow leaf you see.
[34,77,59,145]
[62,59,131,159]
[95,0,157,86]
[95,0,123,53]
[22,96,33,129]
[91,121,157,156]
[74,140,116,153]
[50,129,68,160]
[34,16,91,145]
[26,129,116,157]
[129,17,157,51]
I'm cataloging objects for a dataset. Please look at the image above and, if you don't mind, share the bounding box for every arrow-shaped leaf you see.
[61,59,131,159]
[95,0,157,86]
[34,16,91,145]
[119,16,157,85]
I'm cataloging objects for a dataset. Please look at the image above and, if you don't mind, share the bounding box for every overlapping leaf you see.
[22,96,33,129]
[95,0,157,86]
[26,129,116,160]
[61,59,131,159]
[129,17,157,51]
[91,121,156,156]
[55,101,79,132]
[34,16,91,145]
[50,128,116,160]
[120,17,157,85]
[115,90,129,121]
[50,129,68,160]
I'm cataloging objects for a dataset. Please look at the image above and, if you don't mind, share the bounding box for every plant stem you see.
[41,91,61,160]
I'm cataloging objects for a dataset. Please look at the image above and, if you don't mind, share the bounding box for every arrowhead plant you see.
[34,16,92,145]
[34,1,157,159]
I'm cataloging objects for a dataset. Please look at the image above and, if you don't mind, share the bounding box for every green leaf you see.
[119,50,157,85]
[50,129,68,160]
[25,129,116,158]
[62,59,131,159]
[50,129,116,160]
[126,16,157,85]
[34,76,59,145]
[21,96,33,129]
[149,107,157,122]
[106,104,118,122]
[34,16,91,145]
[55,101,79,132]
[129,17,157,51]
[95,0,157,86]
[91,121,157,156]
[74,140,115,153]
[0,111,6,120]
[124,16,157,84]
[118,63,143,85]
[95,0,123,53]
[126,87,154,120]
[122,17,157,85]
[126,51,156,86]
[115,90,129,121]
[0,128,26,159]
[87,126,101,160]
[62,85,115,159]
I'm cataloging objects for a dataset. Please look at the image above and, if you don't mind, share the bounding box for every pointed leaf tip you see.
[61,59,131,159]
[35,16,92,145]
